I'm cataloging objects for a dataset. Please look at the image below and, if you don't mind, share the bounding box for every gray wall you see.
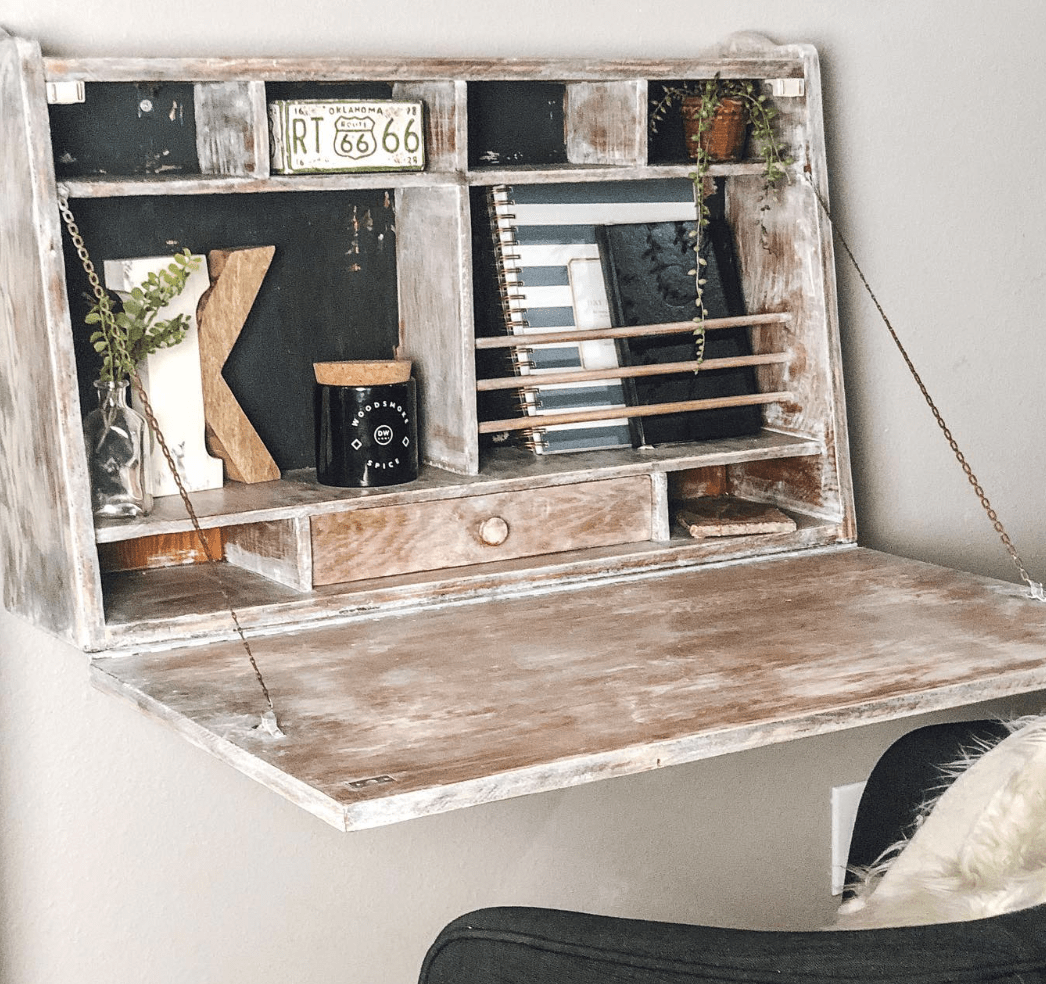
[2,1,1046,981]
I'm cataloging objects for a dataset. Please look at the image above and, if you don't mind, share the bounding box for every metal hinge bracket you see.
[770,78,805,98]
[347,775,396,790]
[46,80,86,105]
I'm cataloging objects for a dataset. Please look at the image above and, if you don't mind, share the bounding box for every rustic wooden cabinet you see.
[2,33,851,651]
[3,29,1045,831]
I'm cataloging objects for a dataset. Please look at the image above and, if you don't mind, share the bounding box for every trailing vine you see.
[650,75,793,358]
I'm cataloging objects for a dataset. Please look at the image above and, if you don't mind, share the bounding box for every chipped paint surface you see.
[194,82,263,177]
[2,38,1037,840]
[13,41,851,662]
[94,549,1046,830]
[564,81,644,166]
[0,35,99,646]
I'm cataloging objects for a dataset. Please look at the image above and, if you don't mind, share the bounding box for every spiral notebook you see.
[479,185,627,453]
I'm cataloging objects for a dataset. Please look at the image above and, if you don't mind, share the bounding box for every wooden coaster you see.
[675,496,797,539]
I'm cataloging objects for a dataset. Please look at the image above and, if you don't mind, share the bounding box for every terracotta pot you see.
[681,95,748,162]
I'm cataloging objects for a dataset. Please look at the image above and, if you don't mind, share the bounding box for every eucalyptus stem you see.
[83,248,201,383]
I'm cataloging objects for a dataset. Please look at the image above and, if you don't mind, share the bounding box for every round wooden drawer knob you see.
[477,516,510,546]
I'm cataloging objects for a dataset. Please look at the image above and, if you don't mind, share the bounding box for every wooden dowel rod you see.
[478,391,794,434]
[473,312,793,351]
[476,352,790,392]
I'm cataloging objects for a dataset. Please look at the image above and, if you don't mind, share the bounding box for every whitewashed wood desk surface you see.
[91,547,1046,831]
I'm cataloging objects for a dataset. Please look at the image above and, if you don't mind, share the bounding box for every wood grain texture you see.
[12,35,857,666]
[313,360,411,386]
[395,184,477,475]
[311,476,652,585]
[802,44,855,540]
[44,53,807,85]
[12,38,1011,842]
[97,529,224,572]
[193,81,267,177]
[476,353,790,391]
[649,470,671,542]
[0,35,104,648]
[465,161,772,187]
[724,46,853,538]
[100,516,844,648]
[90,431,824,544]
[196,246,280,483]
[732,456,844,522]
[478,392,794,434]
[565,80,645,166]
[59,172,457,198]
[669,465,730,500]
[675,496,797,538]
[473,313,792,350]
[92,548,1046,831]
[58,162,776,200]
[391,80,466,173]
[223,517,311,591]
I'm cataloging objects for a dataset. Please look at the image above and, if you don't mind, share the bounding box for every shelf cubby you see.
[91,431,823,542]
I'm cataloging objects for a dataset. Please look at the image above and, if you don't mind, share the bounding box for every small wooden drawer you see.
[311,476,653,585]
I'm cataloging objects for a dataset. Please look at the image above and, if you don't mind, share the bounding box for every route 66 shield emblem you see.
[334,115,377,160]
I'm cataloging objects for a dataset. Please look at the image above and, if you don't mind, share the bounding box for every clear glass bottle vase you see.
[83,379,153,519]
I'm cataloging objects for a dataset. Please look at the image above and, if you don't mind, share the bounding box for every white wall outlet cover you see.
[103,256,224,498]
[831,780,867,896]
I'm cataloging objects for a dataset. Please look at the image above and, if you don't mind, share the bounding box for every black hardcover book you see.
[596,188,762,446]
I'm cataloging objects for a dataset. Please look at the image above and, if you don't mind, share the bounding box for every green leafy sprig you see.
[86,249,201,382]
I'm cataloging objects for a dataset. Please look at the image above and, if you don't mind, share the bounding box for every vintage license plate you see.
[268,99,426,174]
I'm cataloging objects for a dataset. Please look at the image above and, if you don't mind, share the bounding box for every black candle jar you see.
[314,377,419,488]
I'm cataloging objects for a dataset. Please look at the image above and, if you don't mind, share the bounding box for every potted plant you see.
[650,75,792,347]
[81,249,200,518]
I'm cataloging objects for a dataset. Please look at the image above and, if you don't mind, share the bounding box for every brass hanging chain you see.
[804,171,1046,601]
[57,193,285,730]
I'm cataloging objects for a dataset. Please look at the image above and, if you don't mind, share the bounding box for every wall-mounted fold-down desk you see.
[3,31,1044,831]
[93,548,1046,831]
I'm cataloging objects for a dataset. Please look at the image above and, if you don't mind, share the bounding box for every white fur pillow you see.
[833,716,1046,929]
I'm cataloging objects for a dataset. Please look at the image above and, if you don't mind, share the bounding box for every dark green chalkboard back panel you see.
[49,83,202,178]
[62,190,398,471]
[467,82,568,169]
